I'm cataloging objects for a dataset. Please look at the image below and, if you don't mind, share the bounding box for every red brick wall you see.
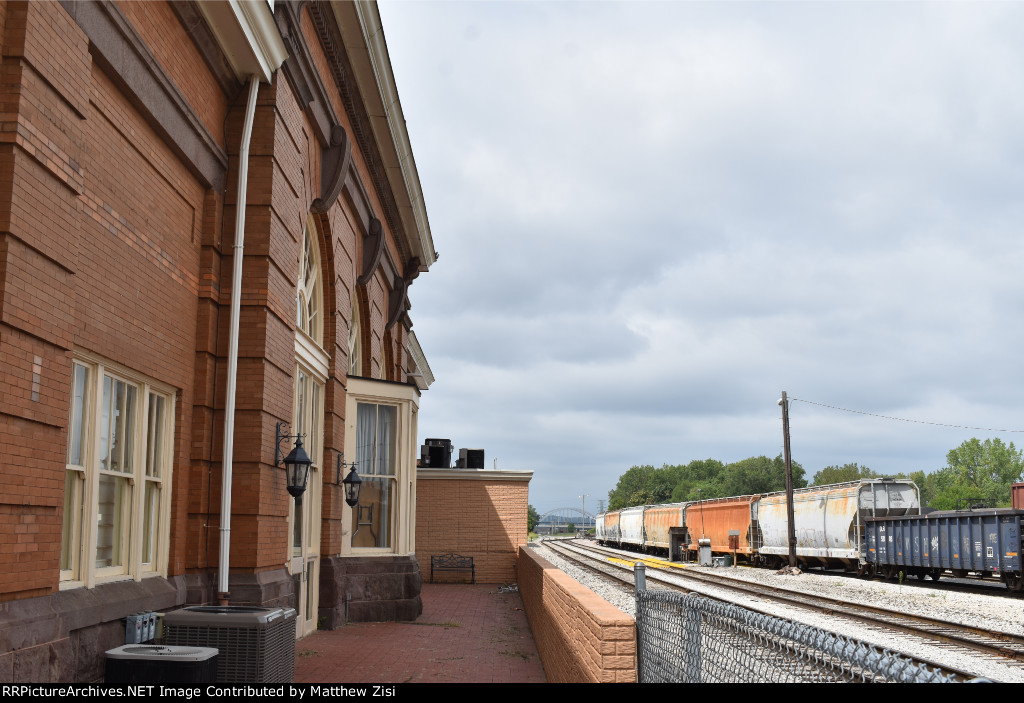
[0,0,207,598]
[416,477,529,584]
[517,546,637,683]
[0,3,88,592]
[116,0,227,145]
[0,0,436,679]
[0,0,420,599]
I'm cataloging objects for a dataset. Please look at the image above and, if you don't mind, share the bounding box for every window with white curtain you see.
[345,377,418,555]
[352,402,397,548]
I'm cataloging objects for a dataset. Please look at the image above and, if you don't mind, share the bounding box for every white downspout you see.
[219,75,260,603]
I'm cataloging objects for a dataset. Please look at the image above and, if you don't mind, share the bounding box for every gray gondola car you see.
[864,508,1024,590]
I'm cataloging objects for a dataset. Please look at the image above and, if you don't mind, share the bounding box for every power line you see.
[790,397,1024,434]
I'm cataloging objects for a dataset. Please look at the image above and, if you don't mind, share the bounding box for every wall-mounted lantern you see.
[337,454,362,508]
[276,422,312,503]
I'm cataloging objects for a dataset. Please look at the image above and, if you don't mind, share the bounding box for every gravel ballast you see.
[530,539,1024,682]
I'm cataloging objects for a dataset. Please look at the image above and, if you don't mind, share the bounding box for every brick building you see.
[0,0,436,682]
[416,468,533,585]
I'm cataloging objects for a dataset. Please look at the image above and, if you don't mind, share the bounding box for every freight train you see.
[595,479,1024,592]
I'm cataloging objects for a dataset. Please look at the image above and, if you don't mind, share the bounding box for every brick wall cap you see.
[418,468,533,482]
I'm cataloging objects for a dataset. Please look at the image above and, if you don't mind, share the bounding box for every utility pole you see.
[579,494,589,535]
[778,391,797,568]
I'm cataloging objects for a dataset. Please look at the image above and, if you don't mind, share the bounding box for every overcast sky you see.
[377,0,1024,516]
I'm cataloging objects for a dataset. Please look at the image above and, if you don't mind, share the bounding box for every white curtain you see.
[356,403,376,475]
[353,403,398,548]
[377,406,396,547]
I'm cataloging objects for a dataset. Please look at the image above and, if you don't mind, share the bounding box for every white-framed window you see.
[353,402,397,548]
[344,377,419,555]
[292,212,329,637]
[291,362,324,561]
[297,215,323,345]
[62,353,175,588]
[348,294,362,377]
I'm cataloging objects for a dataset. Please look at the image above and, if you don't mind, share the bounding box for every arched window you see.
[292,213,328,637]
[297,216,322,345]
[348,294,362,377]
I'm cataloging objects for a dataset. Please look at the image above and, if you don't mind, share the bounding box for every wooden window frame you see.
[61,352,175,590]
[343,377,419,556]
[297,215,324,347]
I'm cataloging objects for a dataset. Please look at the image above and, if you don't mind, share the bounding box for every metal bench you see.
[430,553,475,583]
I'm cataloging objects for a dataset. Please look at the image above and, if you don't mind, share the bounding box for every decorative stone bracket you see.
[311,124,352,214]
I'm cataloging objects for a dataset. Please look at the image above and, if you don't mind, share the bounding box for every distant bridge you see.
[536,507,595,534]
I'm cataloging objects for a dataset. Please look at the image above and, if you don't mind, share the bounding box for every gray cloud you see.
[383,0,1024,512]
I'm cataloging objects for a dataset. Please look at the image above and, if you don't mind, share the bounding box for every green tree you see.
[609,455,808,510]
[625,489,660,507]
[668,459,726,502]
[607,464,676,510]
[928,438,1024,510]
[527,504,540,532]
[719,454,806,496]
[608,464,652,510]
[909,470,935,506]
[812,463,879,486]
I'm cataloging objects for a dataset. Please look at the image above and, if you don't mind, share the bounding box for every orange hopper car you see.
[684,495,759,561]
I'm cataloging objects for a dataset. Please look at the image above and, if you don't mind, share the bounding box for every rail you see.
[577,541,1024,663]
[633,564,961,683]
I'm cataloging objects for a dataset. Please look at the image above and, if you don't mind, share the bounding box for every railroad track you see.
[573,540,1024,662]
[800,561,1011,599]
[542,538,1022,681]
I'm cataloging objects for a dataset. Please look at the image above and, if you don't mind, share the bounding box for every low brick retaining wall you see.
[517,545,636,682]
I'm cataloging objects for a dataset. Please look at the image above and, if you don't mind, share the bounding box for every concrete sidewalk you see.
[294,583,546,683]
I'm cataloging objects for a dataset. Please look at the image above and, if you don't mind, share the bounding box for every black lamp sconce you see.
[276,422,312,503]
[337,453,362,508]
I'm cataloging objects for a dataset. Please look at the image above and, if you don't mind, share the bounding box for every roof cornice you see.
[197,0,288,83]
[405,330,434,390]
[330,0,435,272]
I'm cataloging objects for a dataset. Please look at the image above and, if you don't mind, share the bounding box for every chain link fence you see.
[634,567,961,683]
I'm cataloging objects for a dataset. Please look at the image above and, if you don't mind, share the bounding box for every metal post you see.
[579,493,589,537]
[779,391,797,568]
[633,562,646,682]
[634,562,647,592]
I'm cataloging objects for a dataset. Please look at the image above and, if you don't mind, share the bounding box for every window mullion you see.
[62,362,87,583]
[149,390,170,576]
[83,365,105,589]
[129,389,150,579]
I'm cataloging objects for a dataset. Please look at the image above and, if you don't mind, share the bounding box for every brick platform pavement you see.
[295,584,546,683]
